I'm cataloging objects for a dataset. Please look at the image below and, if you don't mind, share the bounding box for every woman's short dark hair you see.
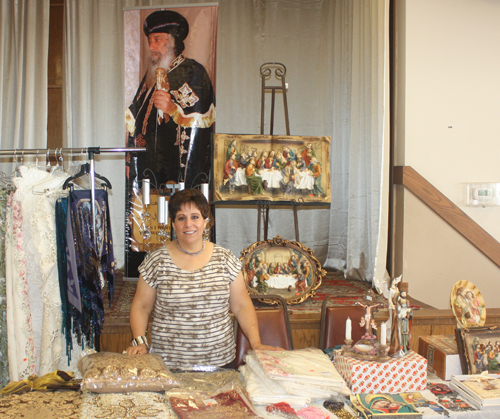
[169,188,209,221]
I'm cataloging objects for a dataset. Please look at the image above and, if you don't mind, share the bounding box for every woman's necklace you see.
[176,239,205,256]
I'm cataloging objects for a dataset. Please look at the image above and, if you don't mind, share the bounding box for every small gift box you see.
[334,349,427,394]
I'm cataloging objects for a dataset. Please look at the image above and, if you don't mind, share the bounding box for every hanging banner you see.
[124,5,217,278]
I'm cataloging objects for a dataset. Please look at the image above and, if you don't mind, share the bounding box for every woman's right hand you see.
[124,344,149,355]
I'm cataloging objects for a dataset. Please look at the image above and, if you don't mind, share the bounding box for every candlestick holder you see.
[341,339,353,352]
[342,333,391,362]
[378,344,389,358]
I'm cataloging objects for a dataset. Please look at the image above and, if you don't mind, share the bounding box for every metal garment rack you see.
[0,146,145,246]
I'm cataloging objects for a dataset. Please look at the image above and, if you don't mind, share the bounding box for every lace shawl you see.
[5,191,36,380]
[0,189,10,388]
[11,166,79,376]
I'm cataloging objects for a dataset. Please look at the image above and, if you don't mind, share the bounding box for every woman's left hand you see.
[252,343,285,351]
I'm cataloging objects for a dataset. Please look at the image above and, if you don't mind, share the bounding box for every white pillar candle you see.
[201,183,209,202]
[142,179,150,206]
[345,317,352,340]
[178,182,185,191]
[380,322,387,346]
[157,196,165,224]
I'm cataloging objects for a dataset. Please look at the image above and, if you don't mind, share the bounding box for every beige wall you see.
[394,0,500,309]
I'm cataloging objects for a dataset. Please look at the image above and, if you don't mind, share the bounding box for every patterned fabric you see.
[139,244,241,368]
[82,391,178,419]
[168,388,261,419]
[0,189,9,388]
[67,189,115,350]
[0,390,82,419]
[175,369,243,392]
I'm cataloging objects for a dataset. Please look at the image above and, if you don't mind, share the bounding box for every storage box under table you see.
[333,349,427,394]
[418,334,461,380]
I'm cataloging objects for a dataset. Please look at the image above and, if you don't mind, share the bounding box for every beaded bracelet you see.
[131,335,149,348]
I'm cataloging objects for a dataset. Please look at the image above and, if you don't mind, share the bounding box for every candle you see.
[142,179,150,206]
[164,198,169,224]
[345,317,352,341]
[380,322,387,346]
[178,182,185,191]
[157,196,165,224]
[201,183,209,202]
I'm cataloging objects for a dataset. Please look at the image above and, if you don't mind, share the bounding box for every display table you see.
[1,372,499,419]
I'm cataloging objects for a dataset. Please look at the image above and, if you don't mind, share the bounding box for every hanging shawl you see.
[66,189,115,351]
[0,189,10,389]
[55,197,78,360]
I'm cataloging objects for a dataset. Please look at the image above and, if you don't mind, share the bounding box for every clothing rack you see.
[0,146,145,246]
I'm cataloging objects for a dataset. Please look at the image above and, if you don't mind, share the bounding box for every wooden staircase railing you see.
[393,166,500,269]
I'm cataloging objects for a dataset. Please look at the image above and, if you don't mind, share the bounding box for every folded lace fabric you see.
[250,348,350,399]
[239,364,311,406]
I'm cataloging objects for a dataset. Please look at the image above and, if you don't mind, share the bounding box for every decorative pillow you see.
[78,352,179,393]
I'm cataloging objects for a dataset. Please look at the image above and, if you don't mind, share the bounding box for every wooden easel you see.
[258,63,302,242]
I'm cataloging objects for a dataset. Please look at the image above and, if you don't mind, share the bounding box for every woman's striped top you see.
[138,244,241,369]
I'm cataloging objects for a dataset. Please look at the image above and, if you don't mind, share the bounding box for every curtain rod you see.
[0,147,146,156]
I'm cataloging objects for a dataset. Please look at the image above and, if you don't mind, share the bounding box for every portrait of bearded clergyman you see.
[125,9,216,188]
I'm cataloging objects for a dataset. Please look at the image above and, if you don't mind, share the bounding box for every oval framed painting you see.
[450,280,486,328]
[240,235,326,305]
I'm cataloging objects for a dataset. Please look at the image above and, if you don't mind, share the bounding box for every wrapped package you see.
[240,358,311,405]
[250,348,350,398]
[78,352,179,393]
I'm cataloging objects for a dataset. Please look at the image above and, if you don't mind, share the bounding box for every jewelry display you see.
[176,240,205,256]
[140,179,152,250]
[203,218,211,241]
[140,170,188,247]
[323,400,355,419]
[156,194,171,245]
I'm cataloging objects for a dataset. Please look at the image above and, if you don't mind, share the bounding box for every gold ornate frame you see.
[240,236,325,305]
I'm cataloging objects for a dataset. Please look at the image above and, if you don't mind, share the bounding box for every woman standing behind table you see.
[126,189,278,368]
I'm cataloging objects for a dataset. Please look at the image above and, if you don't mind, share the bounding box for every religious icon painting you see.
[455,326,500,375]
[213,134,331,203]
[450,280,486,328]
[240,236,325,305]
[350,393,422,418]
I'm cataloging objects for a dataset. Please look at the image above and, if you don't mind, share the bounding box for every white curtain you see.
[0,0,50,169]
[63,0,390,286]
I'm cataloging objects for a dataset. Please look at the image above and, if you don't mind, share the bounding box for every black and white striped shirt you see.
[138,244,241,369]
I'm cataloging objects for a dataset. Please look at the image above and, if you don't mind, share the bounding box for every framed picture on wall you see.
[213,134,331,203]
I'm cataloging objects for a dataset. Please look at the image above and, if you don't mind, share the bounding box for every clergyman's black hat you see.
[143,10,189,41]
